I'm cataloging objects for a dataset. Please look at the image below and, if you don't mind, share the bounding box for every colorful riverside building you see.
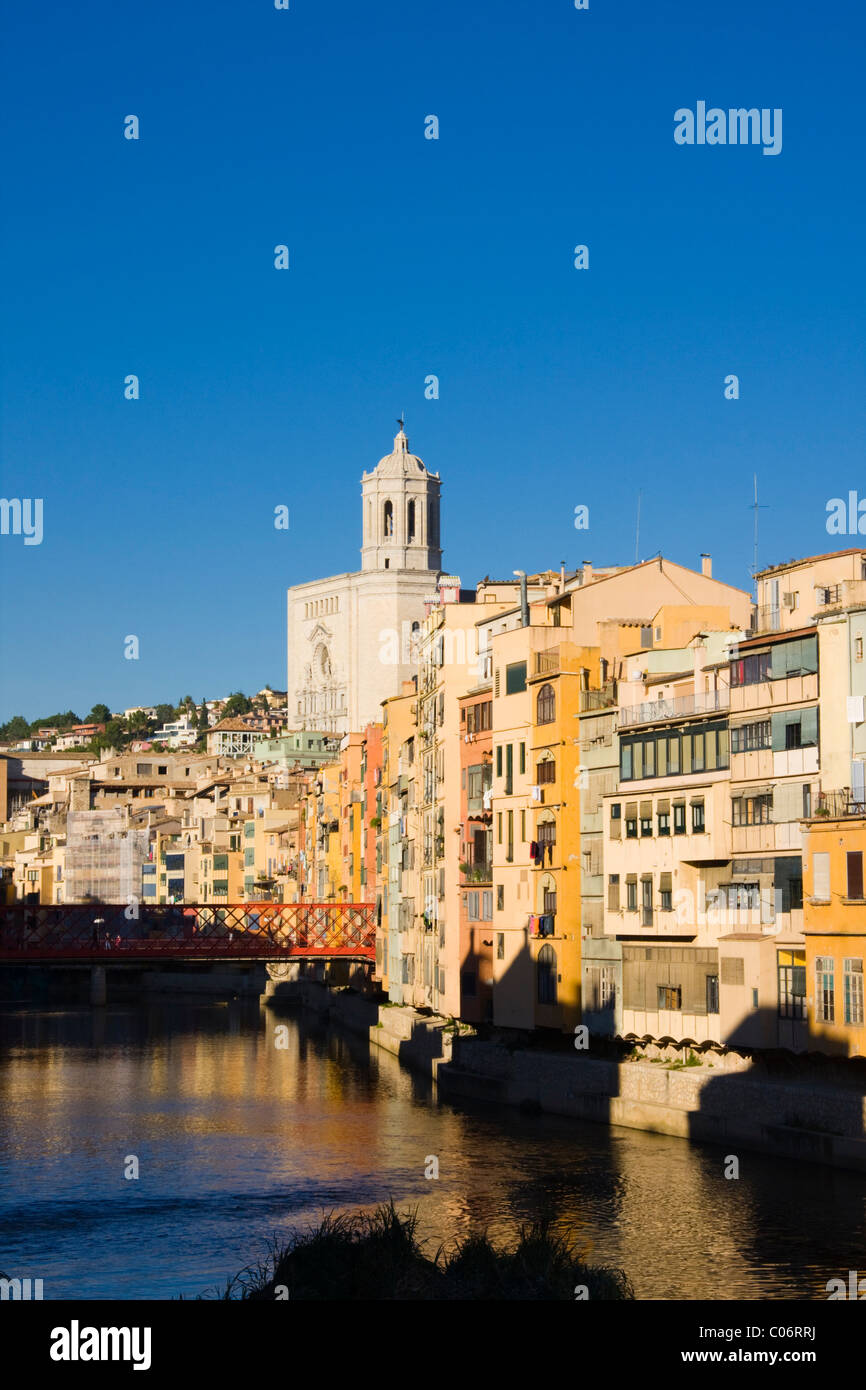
[458,684,494,1022]
[801,803,866,1057]
[483,555,752,1036]
[379,682,419,1001]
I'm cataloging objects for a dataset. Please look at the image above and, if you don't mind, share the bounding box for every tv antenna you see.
[750,473,768,597]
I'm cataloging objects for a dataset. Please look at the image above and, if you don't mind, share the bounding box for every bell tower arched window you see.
[407,499,416,542]
[384,500,394,537]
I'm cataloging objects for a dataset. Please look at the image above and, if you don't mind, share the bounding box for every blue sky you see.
[1,0,864,720]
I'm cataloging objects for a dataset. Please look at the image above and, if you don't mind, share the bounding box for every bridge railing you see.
[0,902,377,958]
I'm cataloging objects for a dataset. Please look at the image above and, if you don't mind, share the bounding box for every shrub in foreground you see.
[216,1202,634,1301]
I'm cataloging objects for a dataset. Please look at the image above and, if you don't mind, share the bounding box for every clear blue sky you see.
[1,0,864,721]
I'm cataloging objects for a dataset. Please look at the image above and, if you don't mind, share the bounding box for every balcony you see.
[460,859,492,884]
[812,788,866,819]
[618,689,729,729]
[579,685,618,713]
[534,647,562,677]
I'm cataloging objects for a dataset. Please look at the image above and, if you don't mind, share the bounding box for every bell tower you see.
[361,422,442,572]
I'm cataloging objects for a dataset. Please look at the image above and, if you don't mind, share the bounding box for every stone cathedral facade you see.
[286,426,443,733]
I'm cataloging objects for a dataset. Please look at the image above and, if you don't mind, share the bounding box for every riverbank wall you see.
[269,979,866,1174]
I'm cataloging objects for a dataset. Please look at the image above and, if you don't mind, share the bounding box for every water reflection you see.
[0,1000,860,1300]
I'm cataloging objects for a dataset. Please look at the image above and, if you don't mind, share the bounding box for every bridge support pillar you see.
[90,965,106,1007]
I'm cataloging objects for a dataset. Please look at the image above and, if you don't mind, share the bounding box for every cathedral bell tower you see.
[360,422,443,572]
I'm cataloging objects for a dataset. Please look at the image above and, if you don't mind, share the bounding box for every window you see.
[673,802,686,834]
[537,944,557,1005]
[857,636,864,662]
[706,975,720,1014]
[537,683,556,724]
[496,932,505,959]
[461,970,477,997]
[812,852,830,901]
[640,625,652,648]
[608,874,620,911]
[691,801,705,833]
[658,810,670,836]
[641,877,653,926]
[660,885,672,912]
[505,744,513,796]
[626,880,638,911]
[543,887,557,914]
[537,759,556,784]
[497,884,504,910]
[731,720,772,753]
[771,707,818,751]
[640,814,652,837]
[732,793,772,826]
[497,812,502,844]
[506,810,514,863]
[843,959,864,1025]
[519,742,526,775]
[506,661,527,695]
[770,635,819,680]
[466,891,480,920]
[730,650,772,687]
[496,746,502,778]
[815,957,835,1023]
[717,882,760,912]
[847,852,864,900]
[778,951,807,1019]
[407,499,416,540]
[692,733,705,772]
[657,985,682,1010]
[157,764,167,775]
[384,500,393,536]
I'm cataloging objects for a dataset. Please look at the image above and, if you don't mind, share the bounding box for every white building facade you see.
[286,427,443,733]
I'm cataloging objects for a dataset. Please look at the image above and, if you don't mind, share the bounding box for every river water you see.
[0,999,861,1300]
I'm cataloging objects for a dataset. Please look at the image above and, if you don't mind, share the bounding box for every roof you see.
[210,718,260,732]
[2,750,93,761]
[756,547,866,578]
[735,624,817,650]
[365,428,438,481]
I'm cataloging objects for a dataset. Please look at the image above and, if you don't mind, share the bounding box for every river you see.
[0,999,860,1300]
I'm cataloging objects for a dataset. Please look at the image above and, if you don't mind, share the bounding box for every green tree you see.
[154,704,175,726]
[89,718,128,754]
[1,715,30,740]
[223,691,252,717]
[87,703,112,724]
[28,710,80,732]
[197,699,210,734]
[126,709,151,735]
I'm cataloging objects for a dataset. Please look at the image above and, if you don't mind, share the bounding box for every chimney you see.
[560,559,566,592]
[519,573,529,627]
[582,560,593,584]
[701,553,712,578]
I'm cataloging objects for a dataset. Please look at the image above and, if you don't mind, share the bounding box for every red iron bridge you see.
[0,903,377,963]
